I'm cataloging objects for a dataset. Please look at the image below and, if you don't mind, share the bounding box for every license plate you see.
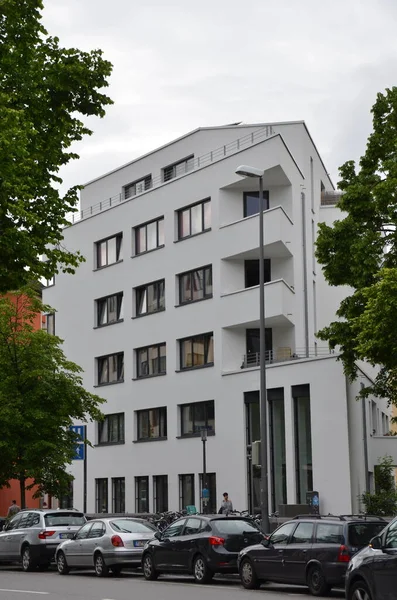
[133,540,147,548]
[59,533,73,539]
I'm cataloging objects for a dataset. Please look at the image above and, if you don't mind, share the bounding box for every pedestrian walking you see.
[7,500,20,518]
[218,492,233,515]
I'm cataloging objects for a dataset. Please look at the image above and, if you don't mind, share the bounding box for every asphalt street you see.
[0,567,345,600]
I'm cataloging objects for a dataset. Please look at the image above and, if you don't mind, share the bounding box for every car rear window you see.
[348,523,385,547]
[110,519,156,534]
[315,523,344,544]
[211,519,259,535]
[44,512,85,526]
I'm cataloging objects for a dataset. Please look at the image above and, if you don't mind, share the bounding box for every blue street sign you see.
[202,488,210,499]
[73,443,85,461]
[70,425,85,441]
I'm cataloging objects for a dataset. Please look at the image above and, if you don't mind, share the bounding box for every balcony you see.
[219,206,293,260]
[220,279,295,329]
[241,346,336,368]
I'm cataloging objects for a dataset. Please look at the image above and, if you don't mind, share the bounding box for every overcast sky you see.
[42,0,397,195]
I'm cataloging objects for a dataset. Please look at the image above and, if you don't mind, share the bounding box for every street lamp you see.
[235,165,270,534]
[201,428,209,513]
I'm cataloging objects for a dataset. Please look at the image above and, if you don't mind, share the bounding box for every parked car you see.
[237,514,387,596]
[0,509,86,571]
[142,514,265,583]
[56,517,157,577]
[345,515,397,600]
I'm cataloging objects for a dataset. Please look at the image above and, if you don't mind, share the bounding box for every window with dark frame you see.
[135,476,149,513]
[243,191,270,218]
[134,217,164,255]
[95,478,108,513]
[112,477,125,513]
[153,475,168,513]
[136,407,167,440]
[177,199,211,240]
[180,332,214,369]
[136,343,166,378]
[163,155,194,182]
[97,352,124,385]
[44,275,55,287]
[124,175,152,199]
[46,313,55,335]
[96,233,123,268]
[179,474,195,510]
[199,472,216,514]
[179,265,212,304]
[180,400,215,436]
[96,293,124,326]
[98,413,125,445]
[135,280,165,316]
[244,259,271,288]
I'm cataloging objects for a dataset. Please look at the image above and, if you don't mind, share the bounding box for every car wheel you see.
[94,552,109,577]
[348,580,372,600]
[56,551,70,575]
[142,554,159,581]
[307,564,331,596]
[239,558,261,590]
[111,565,122,576]
[21,546,37,572]
[193,555,213,584]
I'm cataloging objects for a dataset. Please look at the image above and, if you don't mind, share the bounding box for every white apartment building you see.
[43,122,395,517]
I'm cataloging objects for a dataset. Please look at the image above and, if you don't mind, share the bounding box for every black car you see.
[141,515,264,583]
[237,514,386,596]
[345,516,397,600]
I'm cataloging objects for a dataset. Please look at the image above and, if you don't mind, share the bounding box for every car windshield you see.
[44,512,85,526]
[348,522,386,547]
[110,519,156,534]
[212,519,259,535]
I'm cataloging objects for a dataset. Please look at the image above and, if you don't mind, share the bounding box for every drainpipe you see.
[361,383,370,493]
[301,192,309,357]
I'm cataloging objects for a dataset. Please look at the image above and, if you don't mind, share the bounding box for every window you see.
[385,520,397,549]
[95,478,108,513]
[76,523,93,540]
[112,477,125,513]
[124,175,152,199]
[45,313,55,335]
[245,328,273,365]
[348,523,385,547]
[244,260,271,288]
[96,293,124,326]
[270,522,296,545]
[134,217,164,255]
[180,332,214,369]
[243,191,270,218]
[88,522,106,538]
[179,474,195,510]
[180,400,215,436]
[97,352,124,385]
[59,482,73,509]
[290,522,314,544]
[293,385,313,503]
[96,233,122,268]
[315,524,344,544]
[199,472,216,513]
[179,265,212,304]
[269,389,287,511]
[98,413,125,445]
[136,343,166,378]
[163,155,194,182]
[135,476,149,513]
[177,199,211,239]
[153,475,168,513]
[184,518,203,535]
[135,280,165,316]
[136,407,167,440]
[43,275,55,287]
[163,518,186,537]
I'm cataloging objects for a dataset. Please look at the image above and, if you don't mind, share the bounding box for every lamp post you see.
[235,165,270,534]
[201,428,209,513]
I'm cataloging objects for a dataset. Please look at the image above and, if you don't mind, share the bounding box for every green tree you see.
[316,87,397,404]
[0,290,105,507]
[362,455,397,516]
[0,0,113,292]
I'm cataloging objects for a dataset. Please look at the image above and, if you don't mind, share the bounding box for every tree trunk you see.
[19,476,26,509]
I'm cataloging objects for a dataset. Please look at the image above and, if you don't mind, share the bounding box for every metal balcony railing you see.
[241,346,336,368]
[320,191,343,206]
[69,125,276,224]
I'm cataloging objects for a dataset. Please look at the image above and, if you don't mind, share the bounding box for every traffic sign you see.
[70,425,85,441]
[73,443,85,461]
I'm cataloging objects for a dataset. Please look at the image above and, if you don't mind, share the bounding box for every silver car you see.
[0,509,86,571]
[55,517,157,576]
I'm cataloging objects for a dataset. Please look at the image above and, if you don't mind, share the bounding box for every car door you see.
[153,518,186,570]
[64,522,93,567]
[0,513,23,559]
[179,518,203,570]
[371,519,397,599]
[255,522,297,581]
[85,521,106,566]
[282,521,314,583]
[14,512,35,557]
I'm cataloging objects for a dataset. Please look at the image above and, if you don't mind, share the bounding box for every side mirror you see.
[261,537,271,548]
[154,531,162,540]
[370,536,383,550]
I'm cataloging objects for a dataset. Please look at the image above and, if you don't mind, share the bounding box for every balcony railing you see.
[241,346,336,368]
[69,126,276,224]
[320,191,343,206]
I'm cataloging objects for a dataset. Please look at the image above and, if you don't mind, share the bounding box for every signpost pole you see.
[83,425,87,513]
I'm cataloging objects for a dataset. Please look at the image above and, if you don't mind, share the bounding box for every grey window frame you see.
[134,217,164,255]
[179,332,214,370]
[135,476,149,513]
[136,343,166,378]
[96,292,124,326]
[136,407,167,440]
[98,413,125,445]
[97,352,124,385]
[95,478,108,513]
[135,279,165,316]
[112,477,125,513]
[124,175,152,199]
[46,313,55,335]
[163,155,194,182]
[178,265,212,305]
[177,198,211,240]
[153,475,168,513]
[243,190,270,218]
[180,400,215,436]
[179,474,195,511]
[96,233,123,268]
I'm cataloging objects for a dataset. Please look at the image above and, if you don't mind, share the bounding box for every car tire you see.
[56,551,70,575]
[348,579,372,600]
[239,557,261,590]
[142,554,159,581]
[21,546,37,572]
[307,564,332,596]
[111,566,122,576]
[193,555,213,584]
[94,552,109,577]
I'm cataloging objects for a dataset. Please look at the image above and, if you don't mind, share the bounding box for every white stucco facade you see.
[43,122,395,517]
